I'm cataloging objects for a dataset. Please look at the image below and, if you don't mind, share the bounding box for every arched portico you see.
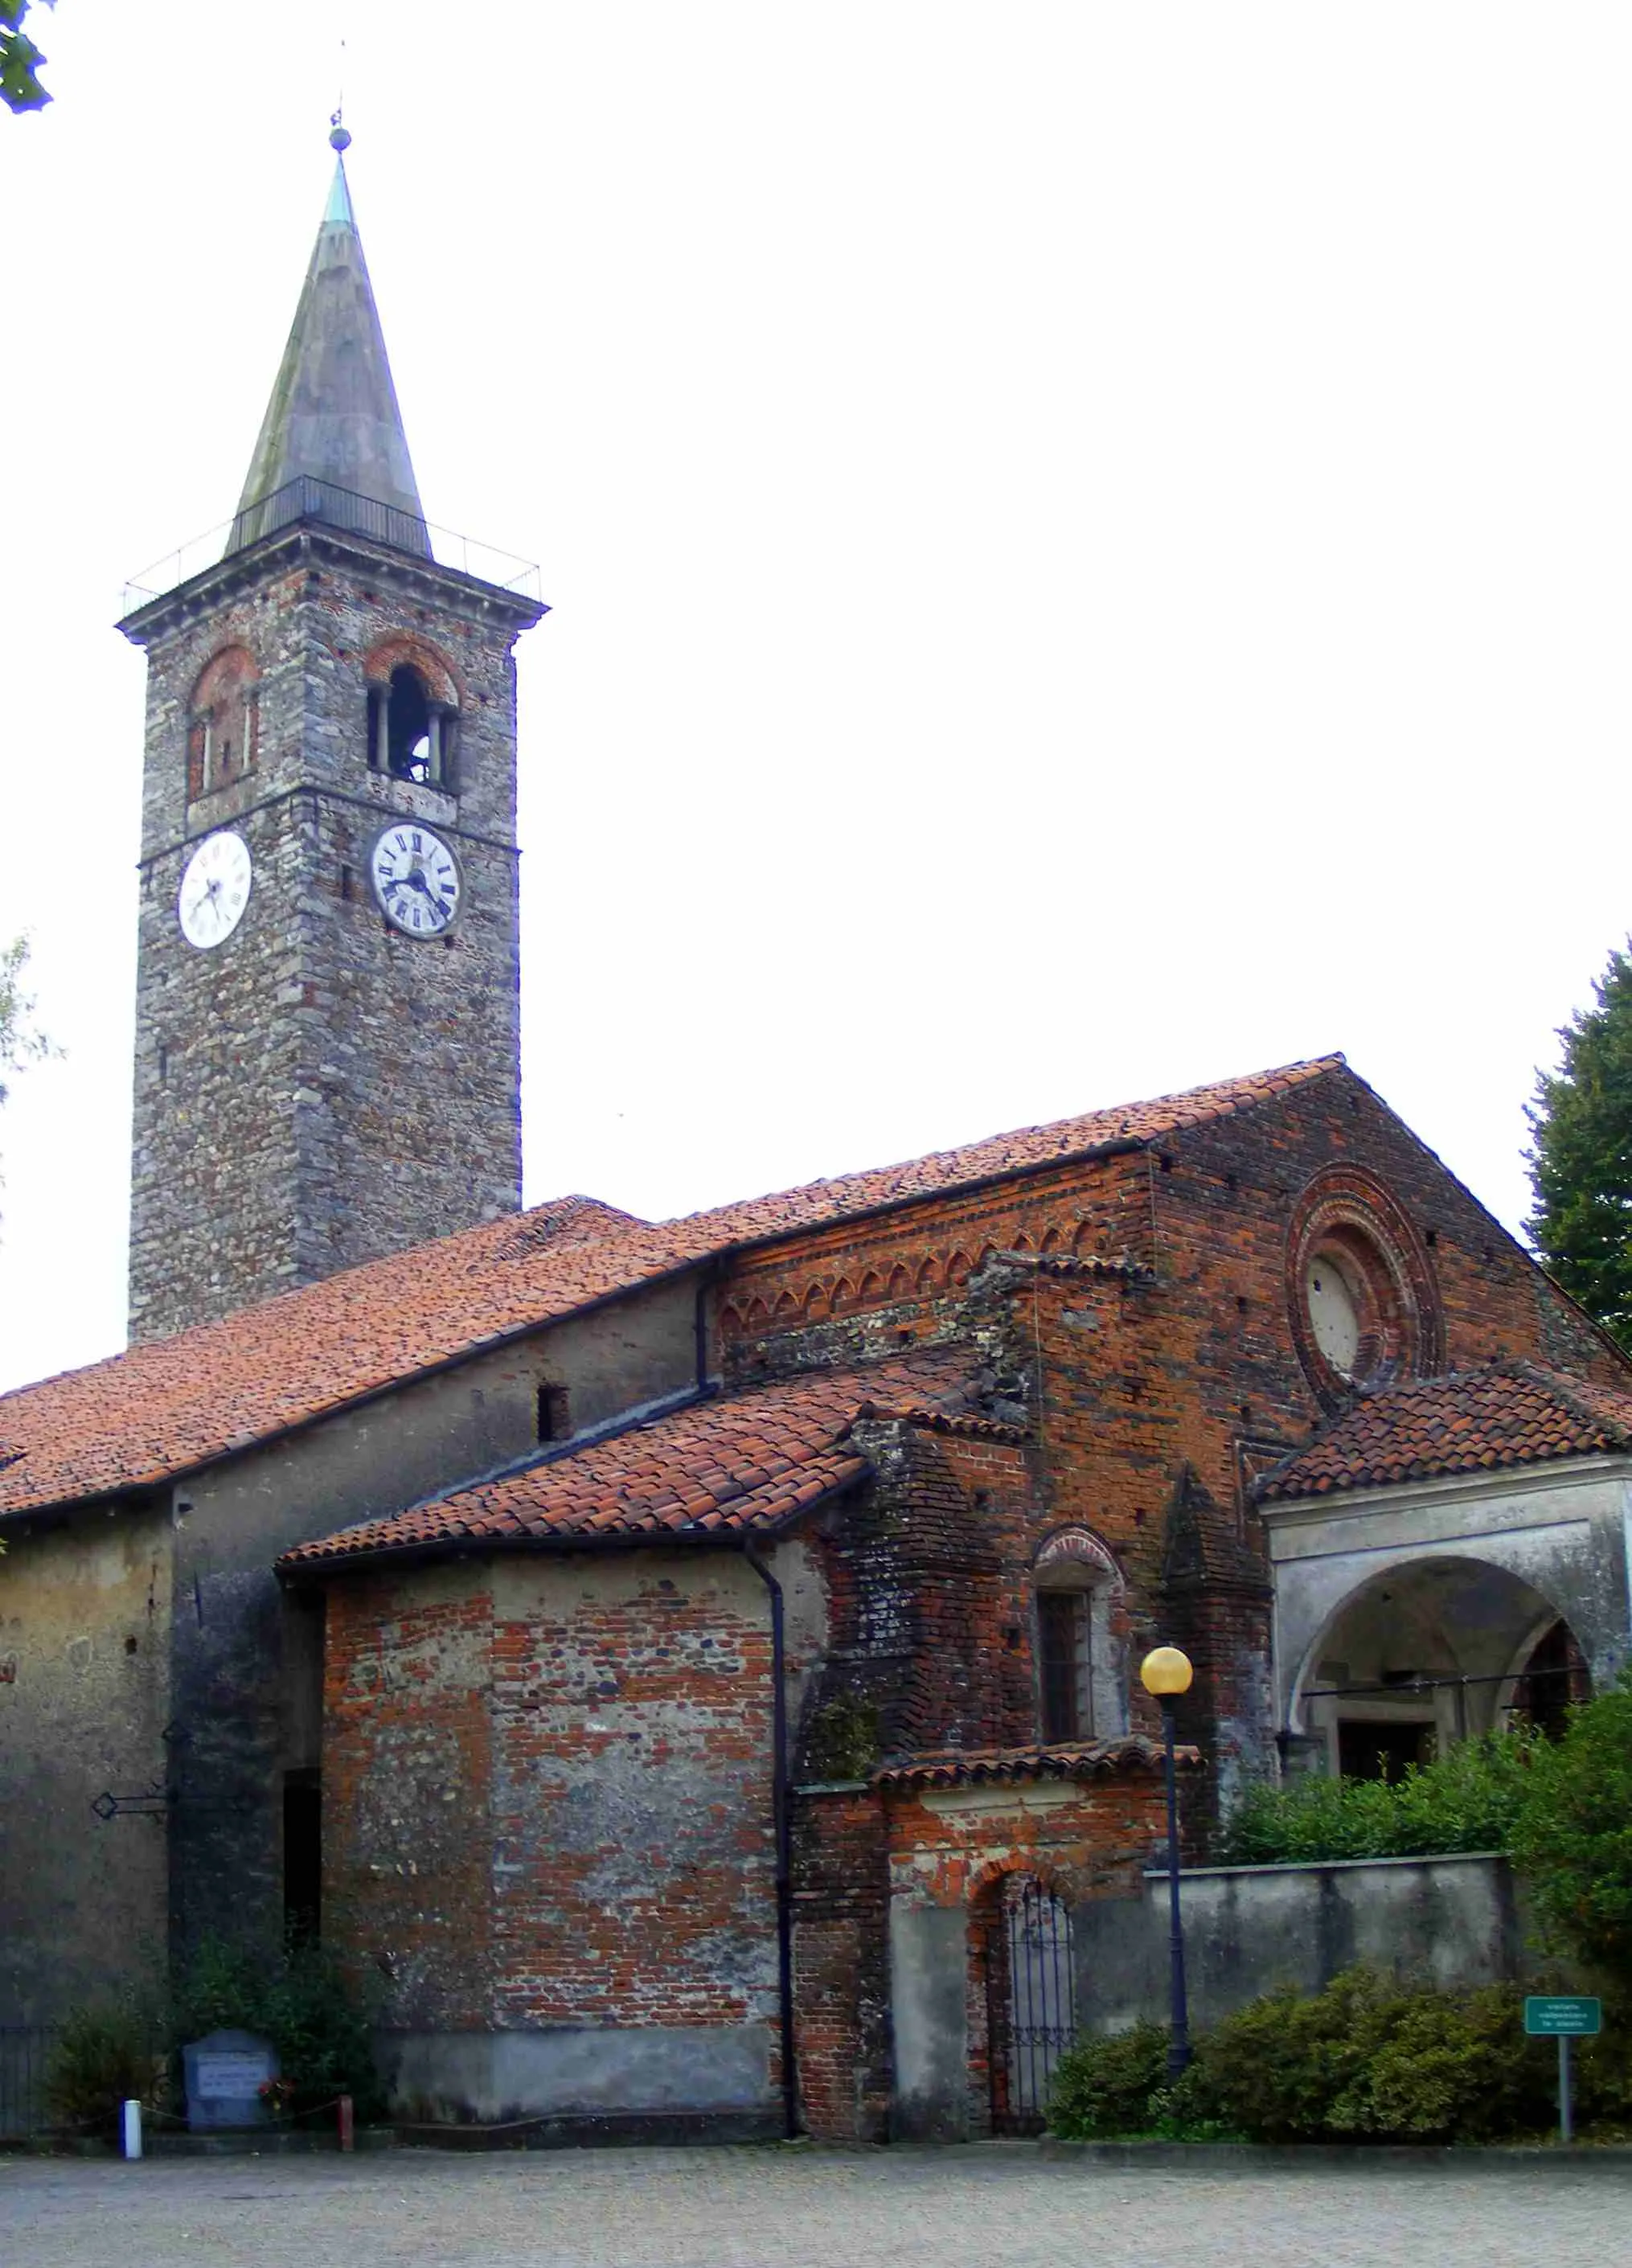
[1264,1456,1632,1766]
[1286,1552,1585,1774]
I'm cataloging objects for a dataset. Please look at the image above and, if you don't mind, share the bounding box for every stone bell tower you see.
[121,129,545,1343]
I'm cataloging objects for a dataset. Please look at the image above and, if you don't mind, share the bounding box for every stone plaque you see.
[183,2028,277,2130]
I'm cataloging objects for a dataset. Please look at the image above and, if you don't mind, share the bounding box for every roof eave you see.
[276,1466,866,1583]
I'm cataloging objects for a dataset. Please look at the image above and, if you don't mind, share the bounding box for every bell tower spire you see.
[118,129,545,1345]
[231,121,429,554]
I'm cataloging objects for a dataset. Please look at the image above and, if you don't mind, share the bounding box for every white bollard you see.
[121,2098,143,2159]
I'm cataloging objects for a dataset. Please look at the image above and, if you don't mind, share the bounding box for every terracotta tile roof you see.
[703,1056,1342,1241]
[1255,1360,1632,1504]
[869,1737,1199,1790]
[279,1347,977,1569]
[0,1056,1341,1519]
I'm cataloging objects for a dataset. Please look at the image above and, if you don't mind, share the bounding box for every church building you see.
[3,138,1631,2145]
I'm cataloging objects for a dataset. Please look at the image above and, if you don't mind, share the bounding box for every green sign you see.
[1524,1996,1601,2036]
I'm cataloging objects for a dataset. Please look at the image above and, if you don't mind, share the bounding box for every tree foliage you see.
[1527,943,1632,1349]
[0,933,55,1109]
[0,1,51,115]
[1509,1667,1632,1974]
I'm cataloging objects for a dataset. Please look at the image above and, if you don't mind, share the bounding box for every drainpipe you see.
[693,1265,716,1397]
[741,1540,798,2139]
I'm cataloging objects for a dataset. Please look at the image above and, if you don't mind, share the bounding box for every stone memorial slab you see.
[183,2028,278,2130]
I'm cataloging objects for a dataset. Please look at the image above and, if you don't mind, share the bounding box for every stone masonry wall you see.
[125,523,538,1340]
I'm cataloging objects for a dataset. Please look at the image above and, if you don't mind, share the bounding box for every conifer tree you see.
[1527,944,1632,1351]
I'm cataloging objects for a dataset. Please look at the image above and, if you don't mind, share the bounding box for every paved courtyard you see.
[1,2143,1627,2268]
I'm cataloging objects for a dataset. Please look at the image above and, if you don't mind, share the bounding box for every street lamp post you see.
[1140,1643,1195,2079]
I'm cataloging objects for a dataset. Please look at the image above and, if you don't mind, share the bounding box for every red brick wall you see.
[791,1789,892,2141]
[322,1548,795,2087]
[720,1065,1629,1798]
[323,1567,496,2028]
[486,1552,780,2037]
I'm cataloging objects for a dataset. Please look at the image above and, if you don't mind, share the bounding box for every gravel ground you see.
[2,2142,1628,2268]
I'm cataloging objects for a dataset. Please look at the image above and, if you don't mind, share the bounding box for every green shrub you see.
[1048,2020,1171,2138]
[1217,1731,1536,1866]
[46,1999,170,2132]
[1510,1671,1632,1974]
[1169,1969,1555,2144]
[174,1938,383,2119]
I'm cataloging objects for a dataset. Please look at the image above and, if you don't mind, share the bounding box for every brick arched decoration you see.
[188,644,260,798]
[1033,1527,1121,1586]
[1286,1165,1444,1413]
[362,633,462,710]
[966,1852,1076,1909]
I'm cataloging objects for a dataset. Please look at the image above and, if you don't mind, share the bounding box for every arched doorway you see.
[1290,1555,1589,1774]
[974,1875,1076,2133]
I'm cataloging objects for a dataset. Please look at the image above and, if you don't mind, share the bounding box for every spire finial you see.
[330,32,349,150]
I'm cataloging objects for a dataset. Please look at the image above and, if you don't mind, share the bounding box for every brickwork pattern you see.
[322,1549,793,2063]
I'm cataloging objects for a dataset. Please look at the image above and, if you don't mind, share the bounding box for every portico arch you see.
[1286,1553,1584,1774]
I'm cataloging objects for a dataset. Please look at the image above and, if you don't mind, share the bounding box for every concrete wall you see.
[0,1503,172,2024]
[1075,1852,1525,2038]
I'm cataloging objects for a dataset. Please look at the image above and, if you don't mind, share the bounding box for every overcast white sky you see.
[2,3,1629,1395]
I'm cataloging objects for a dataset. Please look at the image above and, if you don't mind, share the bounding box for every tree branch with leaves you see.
[2,1,52,116]
[0,933,55,1105]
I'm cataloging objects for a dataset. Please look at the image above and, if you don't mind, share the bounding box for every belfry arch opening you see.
[369,663,457,788]
[1290,1555,1589,1778]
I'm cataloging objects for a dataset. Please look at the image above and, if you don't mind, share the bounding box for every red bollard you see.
[338,2094,355,2153]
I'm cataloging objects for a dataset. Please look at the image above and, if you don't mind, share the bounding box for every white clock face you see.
[177,831,252,949]
[371,822,461,937]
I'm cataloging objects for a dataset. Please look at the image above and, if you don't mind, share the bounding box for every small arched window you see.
[1033,1528,1125,1745]
[368,663,459,789]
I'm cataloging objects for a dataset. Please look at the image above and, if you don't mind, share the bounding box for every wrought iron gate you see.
[986,1878,1076,2133]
